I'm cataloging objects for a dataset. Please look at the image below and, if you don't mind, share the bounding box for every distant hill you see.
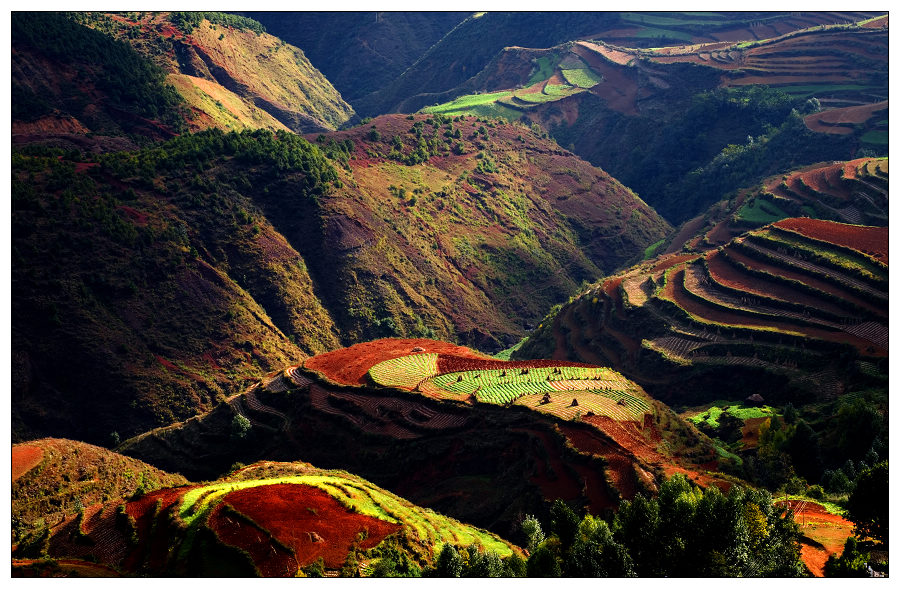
[12,115,669,444]
[13,456,520,576]
[419,17,888,223]
[11,12,354,152]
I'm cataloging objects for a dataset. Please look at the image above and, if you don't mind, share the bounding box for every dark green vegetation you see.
[170,11,266,35]
[497,477,805,577]
[11,11,187,138]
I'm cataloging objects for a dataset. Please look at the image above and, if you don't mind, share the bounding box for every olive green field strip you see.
[177,475,513,556]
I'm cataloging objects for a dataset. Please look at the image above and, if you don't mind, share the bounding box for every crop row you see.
[367,353,440,390]
[429,365,619,394]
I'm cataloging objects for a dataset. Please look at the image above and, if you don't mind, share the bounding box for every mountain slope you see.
[515,218,887,409]
[120,339,728,540]
[241,11,469,106]
[13,456,520,577]
[12,118,669,443]
[74,11,355,134]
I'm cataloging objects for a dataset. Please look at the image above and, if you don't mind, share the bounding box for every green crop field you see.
[736,199,788,224]
[528,55,560,85]
[687,401,779,429]
[368,353,440,390]
[421,91,514,114]
[643,238,665,260]
[561,68,603,89]
[861,130,888,145]
[178,474,514,557]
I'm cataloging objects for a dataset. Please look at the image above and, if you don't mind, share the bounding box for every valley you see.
[10,10,887,578]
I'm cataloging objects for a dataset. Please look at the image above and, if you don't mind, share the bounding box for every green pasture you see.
[421,91,514,115]
[861,130,888,145]
[528,55,560,85]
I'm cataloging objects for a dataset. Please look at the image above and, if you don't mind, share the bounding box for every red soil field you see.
[804,101,888,134]
[437,354,598,374]
[651,253,699,274]
[774,218,888,263]
[798,167,850,201]
[12,445,43,482]
[511,428,583,503]
[740,417,768,449]
[861,15,888,28]
[210,484,401,575]
[664,267,883,356]
[777,500,854,577]
[706,250,849,317]
[602,275,624,314]
[559,423,637,501]
[724,248,884,318]
[304,338,491,386]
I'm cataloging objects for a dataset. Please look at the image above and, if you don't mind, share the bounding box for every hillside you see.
[11,12,187,152]
[120,338,732,542]
[11,12,354,153]
[421,17,887,223]
[74,12,355,134]
[516,218,887,407]
[241,11,468,106]
[358,11,880,117]
[663,157,888,255]
[13,456,520,577]
[12,117,668,444]
[12,438,189,543]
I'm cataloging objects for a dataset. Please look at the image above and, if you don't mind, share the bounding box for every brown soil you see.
[12,558,122,578]
[724,248,886,318]
[664,215,706,255]
[777,500,854,577]
[739,416,768,449]
[707,249,849,317]
[559,423,638,500]
[774,218,888,263]
[210,484,401,574]
[12,445,43,482]
[804,100,888,134]
[304,338,490,386]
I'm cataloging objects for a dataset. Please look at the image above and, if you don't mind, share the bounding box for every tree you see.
[845,461,888,545]
[520,514,544,553]
[824,536,869,577]
[230,414,251,440]
[434,543,463,577]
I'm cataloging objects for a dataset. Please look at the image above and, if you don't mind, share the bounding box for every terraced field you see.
[367,353,651,423]
[667,158,888,254]
[516,217,888,405]
[15,462,518,577]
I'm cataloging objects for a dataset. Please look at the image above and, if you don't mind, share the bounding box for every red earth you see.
[304,338,491,386]
[774,218,889,263]
[209,484,401,575]
[804,101,888,134]
[12,445,43,482]
[776,499,854,577]
[664,266,883,356]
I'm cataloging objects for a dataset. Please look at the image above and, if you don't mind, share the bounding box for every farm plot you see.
[368,353,440,390]
[773,218,888,263]
[515,390,649,422]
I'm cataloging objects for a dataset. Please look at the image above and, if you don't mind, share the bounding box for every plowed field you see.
[305,338,490,386]
[777,499,854,577]
[210,484,401,574]
[12,445,43,482]
[774,218,888,263]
